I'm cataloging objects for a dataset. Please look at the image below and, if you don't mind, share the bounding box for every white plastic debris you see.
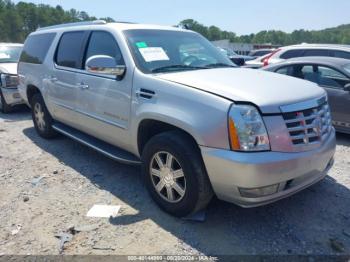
[11,224,22,235]
[86,205,121,218]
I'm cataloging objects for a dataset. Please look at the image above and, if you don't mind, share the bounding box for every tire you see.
[0,89,12,113]
[141,131,213,217]
[30,93,57,139]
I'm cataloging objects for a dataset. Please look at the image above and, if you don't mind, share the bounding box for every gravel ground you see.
[0,107,349,256]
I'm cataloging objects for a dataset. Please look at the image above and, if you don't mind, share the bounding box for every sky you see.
[11,0,350,35]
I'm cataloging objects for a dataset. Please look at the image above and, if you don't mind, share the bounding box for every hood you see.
[156,68,325,114]
[0,63,18,75]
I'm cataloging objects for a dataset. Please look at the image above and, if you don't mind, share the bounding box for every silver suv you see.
[0,43,24,113]
[18,21,336,217]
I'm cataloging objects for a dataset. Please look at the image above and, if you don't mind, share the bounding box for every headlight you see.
[1,74,19,88]
[228,104,270,151]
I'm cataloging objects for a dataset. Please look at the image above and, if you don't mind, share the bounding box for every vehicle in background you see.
[262,44,350,67]
[18,21,335,217]
[0,43,24,113]
[264,57,350,134]
[218,47,254,66]
[244,52,273,69]
[249,49,275,58]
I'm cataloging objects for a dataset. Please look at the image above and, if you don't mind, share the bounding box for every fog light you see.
[239,184,279,198]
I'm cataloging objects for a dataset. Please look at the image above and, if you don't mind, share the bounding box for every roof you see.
[35,20,187,34]
[284,43,350,51]
[264,57,350,75]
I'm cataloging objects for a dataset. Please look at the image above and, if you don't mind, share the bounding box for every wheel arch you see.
[137,118,201,156]
[26,84,41,106]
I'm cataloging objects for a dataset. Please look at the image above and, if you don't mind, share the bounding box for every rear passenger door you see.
[48,31,89,128]
[75,31,133,149]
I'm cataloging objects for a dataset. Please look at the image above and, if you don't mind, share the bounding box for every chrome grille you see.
[282,103,332,146]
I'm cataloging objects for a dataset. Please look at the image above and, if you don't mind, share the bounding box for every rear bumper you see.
[1,87,25,106]
[201,128,336,207]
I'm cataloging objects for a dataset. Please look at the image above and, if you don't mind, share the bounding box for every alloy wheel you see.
[34,103,46,131]
[150,151,186,203]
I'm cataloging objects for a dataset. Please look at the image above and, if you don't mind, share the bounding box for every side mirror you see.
[85,55,126,77]
[344,83,350,92]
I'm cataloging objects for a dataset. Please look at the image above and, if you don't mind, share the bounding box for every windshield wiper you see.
[151,64,208,73]
[204,63,236,68]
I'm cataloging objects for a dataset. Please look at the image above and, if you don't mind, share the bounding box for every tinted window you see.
[85,31,124,65]
[56,31,86,69]
[334,50,350,60]
[280,49,304,59]
[303,49,330,57]
[20,33,56,64]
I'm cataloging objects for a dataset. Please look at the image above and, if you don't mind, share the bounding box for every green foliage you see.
[179,19,350,45]
[0,0,115,42]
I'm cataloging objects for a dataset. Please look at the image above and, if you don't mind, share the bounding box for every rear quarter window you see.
[280,49,304,59]
[20,33,56,64]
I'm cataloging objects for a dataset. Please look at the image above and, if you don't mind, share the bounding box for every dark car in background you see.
[217,47,254,66]
[249,49,275,58]
[264,57,350,134]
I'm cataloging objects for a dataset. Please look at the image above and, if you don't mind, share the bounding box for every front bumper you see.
[1,87,25,106]
[201,128,336,207]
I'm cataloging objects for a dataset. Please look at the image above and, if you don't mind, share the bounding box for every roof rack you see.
[36,20,107,31]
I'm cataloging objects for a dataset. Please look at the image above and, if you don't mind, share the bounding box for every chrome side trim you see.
[52,101,74,111]
[280,96,327,113]
[52,101,126,130]
[75,109,126,130]
[52,124,141,165]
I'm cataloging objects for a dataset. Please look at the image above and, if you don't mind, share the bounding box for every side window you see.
[333,50,350,60]
[300,65,319,84]
[317,66,350,89]
[20,33,56,64]
[303,49,330,57]
[276,66,293,76]
[56,31,86,69]
[85,31,124,65]
[280,49,304,59]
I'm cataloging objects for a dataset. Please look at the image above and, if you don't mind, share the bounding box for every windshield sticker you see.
[136,42,148,48]
[139,47,169,62]
[0,53,10,59]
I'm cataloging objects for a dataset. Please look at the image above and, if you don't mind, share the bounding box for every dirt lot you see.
[0,108,350,256]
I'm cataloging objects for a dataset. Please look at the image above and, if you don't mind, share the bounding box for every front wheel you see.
[30,94,57,139]
[141,131,213,217]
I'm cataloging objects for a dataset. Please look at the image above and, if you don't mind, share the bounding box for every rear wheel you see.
[0,89,12,113]
[30,94,57,139]
[141,131,213,217]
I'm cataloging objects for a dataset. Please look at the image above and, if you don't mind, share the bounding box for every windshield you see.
[124,29,234,73]
[0,46,22,63]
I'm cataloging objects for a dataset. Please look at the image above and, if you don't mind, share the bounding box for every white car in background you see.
[261,44,350,67]
[0,43,24,113]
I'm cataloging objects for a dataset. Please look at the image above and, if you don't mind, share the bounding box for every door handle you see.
[50,76,58,83]
[77,82,89,90]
